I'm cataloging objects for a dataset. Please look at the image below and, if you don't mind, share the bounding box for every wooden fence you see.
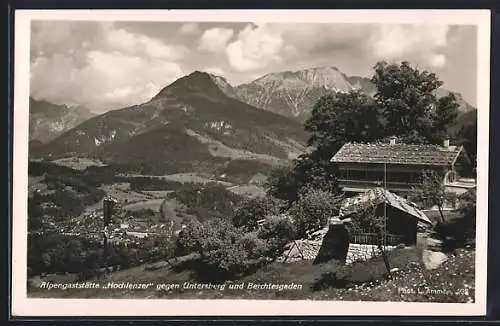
[350,233,403,246]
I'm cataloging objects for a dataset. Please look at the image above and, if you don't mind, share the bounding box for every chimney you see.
[389,136,397,145]
[443,139,450,148]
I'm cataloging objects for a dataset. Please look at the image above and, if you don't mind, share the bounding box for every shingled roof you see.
[339,188,432,225]
[331,142,463,166]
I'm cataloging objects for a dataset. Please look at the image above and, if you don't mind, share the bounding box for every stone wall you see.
[345,243,396,265]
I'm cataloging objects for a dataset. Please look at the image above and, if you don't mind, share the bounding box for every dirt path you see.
[418,234,448,270]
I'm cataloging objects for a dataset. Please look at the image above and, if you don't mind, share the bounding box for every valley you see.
[26,63,478,303]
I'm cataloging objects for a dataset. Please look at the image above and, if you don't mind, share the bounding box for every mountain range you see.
[30,71,308,182]
[30,66,476,182]
[234,66,475,119]
[29,97,94,143]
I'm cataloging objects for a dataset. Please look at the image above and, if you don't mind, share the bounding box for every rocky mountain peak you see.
[152,71,229,101]
[235,66,355,118]
[234,66,475,119]
[29,97,95,143]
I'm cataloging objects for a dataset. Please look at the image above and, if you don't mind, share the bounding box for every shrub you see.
[289,188,343,238]
[408,170,457,223]
[175,218,255,280]
[433,189,476,252]
[175,216,293,281]
[232,196,284,231]
[239,232,269,260]
[174,220,205,256]
[258,215,296,259]
[458,188,476,229]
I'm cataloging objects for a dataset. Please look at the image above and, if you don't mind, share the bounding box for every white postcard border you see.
[12,9,491,317]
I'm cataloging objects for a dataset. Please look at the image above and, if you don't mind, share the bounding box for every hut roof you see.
[339,187,432,225]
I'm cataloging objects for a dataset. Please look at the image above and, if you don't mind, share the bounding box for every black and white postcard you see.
[12,9,490,316]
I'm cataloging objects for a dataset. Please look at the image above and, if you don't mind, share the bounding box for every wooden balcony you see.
[338,179,422,193]
[350,232,404,246]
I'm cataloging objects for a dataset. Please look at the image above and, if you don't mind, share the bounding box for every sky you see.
[30,21,477,113]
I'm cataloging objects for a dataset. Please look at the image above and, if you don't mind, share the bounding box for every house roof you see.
[339,187,433,225]
[331,142,463,166]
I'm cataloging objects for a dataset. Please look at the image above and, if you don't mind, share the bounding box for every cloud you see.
[106,28,188,60]
[31,50,183,111]
[430,54,446,68]
[29,21,475,111]
[30,21,185,111]
[225,24,289,71]
[178,23,200,35]
[197,28,234,53]
[368,25,449,68]
[203,67,225,76]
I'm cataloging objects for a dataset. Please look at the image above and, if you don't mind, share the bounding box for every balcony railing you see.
[350,233,403,246]
[338,179,422,189]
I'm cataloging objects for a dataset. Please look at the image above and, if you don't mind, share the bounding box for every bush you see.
[175,216,294,281]
[458,188,476,229]
[232,196,284,231]
[432,189,476,252]
[289,188,343,238]
[175,219,254,281]
[258,215,296,259]
[240,232,269,260]
[264,152,340,204]
[174,220,205,256]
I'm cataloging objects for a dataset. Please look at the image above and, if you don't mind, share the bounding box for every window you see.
[366,171,384,181]
[445,171,457,184]
[339,170,347,180]
[349,170,366,180]
[387,171,412,183]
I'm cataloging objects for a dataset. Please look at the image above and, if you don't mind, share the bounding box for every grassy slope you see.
[28,247,475,303]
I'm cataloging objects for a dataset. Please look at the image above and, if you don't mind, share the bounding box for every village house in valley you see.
[331,138,476,196]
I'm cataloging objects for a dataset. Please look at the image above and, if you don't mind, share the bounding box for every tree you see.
[432,94,460,142]
[265,150,340,205]
[371,61,459,144]
[304,90,383,154]
[457,120,477,169]
[409,170,457,224]
[265,165,301,204]
[289,188,343,238]
[266,91,381,204]
[232,196,284,231]
[293,151,340,194]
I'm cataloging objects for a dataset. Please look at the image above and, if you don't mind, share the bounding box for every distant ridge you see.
[233,67,476,119]
[29,97,95,143]
[31,71,308,182]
